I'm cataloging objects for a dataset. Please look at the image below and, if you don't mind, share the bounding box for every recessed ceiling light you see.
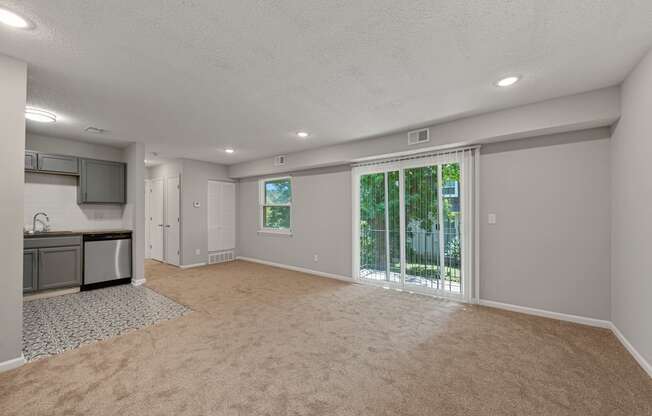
[25,107,56,123]
[495,76,521,87]
[0,7,32,29]
[297,131,309,138]
[225,148,235,154]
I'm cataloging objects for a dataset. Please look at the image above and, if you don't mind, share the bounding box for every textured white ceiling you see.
[1,0,651,164]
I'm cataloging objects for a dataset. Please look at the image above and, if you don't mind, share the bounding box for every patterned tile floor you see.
[23,284,191,361]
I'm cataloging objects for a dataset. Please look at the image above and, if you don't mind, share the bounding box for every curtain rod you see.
[351,145,480,168]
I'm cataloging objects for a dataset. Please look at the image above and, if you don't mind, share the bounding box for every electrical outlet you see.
[488,213,497,224]
[195,249,201,255]
[313,254,319,262]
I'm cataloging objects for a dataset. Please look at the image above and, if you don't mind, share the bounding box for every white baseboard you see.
[229,263,650,378]
[236,256,354,283]
[610,323,652,378]
[179,262,206,269]
[0,354,26,373]
[479,299,651,379]
[131,278,146,286]
[479,299,612,329]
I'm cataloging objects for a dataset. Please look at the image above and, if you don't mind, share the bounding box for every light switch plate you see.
[488,213,497,224]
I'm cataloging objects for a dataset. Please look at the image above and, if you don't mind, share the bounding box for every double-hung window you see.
[259,177,292,234]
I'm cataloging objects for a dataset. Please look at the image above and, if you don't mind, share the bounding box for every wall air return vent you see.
[208,250,234,265]
[274,155,287,166]
[407,128,430,145]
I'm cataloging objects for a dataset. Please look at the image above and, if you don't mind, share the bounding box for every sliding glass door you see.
[355,157,465,299]
[359,171,400,283]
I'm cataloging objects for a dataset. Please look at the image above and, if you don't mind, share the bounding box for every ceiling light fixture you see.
[25,107,57,123]
[0,7,32,29]
[225,148,235,154]
[296,131,309,138]
[495,76,521,87]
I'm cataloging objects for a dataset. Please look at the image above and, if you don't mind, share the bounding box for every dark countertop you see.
[24,229,132,238]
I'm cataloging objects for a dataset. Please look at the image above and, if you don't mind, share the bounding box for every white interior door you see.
[208,181,236,252]
[165,176,180,266]
[149,178,164,261]
[144,179,151,259]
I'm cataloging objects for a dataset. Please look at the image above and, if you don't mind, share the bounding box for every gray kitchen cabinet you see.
[37,246,82,290]
[78,158,126,204]
[23,235,83,293]
[25,151,38,171]
[23,249,38,293]
[38,153,79,174]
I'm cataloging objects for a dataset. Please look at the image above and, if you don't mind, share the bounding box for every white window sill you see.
[257,229,293,237]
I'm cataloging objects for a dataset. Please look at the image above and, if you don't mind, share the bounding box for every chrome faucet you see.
[32,212,50,233]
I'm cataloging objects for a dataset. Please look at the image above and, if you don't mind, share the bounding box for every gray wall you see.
[480,136,611,320]
[26,133,124,162]
[180,159,231,266]
[237,166,352,277]
[147,161,182,180]
[123,143,146,282]
[236,131,612,320]
[0,55,27,364]
[611,49,652,365]
[229,87,619,179]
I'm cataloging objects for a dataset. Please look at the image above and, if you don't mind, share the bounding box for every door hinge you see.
[177,250,180,255]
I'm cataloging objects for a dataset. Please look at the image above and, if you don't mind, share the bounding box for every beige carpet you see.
[1,260,650,415]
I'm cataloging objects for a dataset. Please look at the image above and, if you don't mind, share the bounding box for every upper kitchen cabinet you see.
[78,158,126,204]
[38,153,79,174]
[25,150,37,170]
[24,151,79,175]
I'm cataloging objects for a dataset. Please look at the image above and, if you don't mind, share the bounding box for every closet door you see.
[165,176,180,266]
[149,178,165,261]
[208,181,236,252]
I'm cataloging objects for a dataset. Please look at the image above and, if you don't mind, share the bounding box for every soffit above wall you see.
[229,87,619,178]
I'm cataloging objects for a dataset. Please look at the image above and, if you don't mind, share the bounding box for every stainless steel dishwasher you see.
[82,232,132,289]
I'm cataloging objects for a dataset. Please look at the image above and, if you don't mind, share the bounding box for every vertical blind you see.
[353,146,479,303]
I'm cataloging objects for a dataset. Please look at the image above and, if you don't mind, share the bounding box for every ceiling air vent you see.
[274,155,287,166]
[85,126,107,134]
[408,128,430,145]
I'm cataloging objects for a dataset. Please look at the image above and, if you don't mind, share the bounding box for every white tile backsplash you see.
[25,172,125,231]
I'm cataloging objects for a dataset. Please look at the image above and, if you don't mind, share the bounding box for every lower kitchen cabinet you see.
[23,249,38,293]
[23,236,83,293]
[37,246,82,290]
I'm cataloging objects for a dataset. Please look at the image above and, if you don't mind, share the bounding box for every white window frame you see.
[258,176,293,236]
